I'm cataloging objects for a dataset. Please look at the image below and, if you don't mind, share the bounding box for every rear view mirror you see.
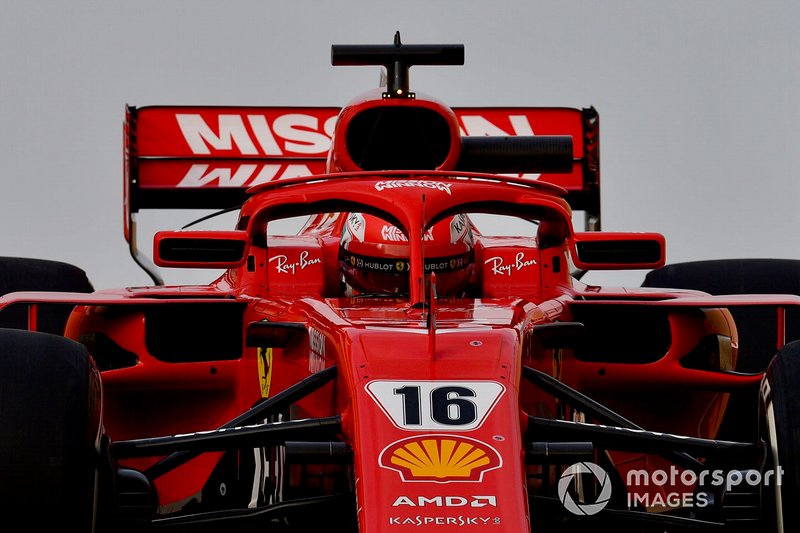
[154,230,249,268]
[571,232,665,270]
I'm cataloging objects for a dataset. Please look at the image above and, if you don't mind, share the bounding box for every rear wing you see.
[124,105,600,283]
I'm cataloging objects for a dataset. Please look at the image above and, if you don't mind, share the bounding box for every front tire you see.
[759,340,800,533]
[0,328,103,529]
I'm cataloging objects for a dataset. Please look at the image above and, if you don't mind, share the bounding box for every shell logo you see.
[379,435,502,483]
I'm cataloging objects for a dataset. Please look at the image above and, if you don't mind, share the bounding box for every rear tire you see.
[0,256,94,334]
[644,259,800,443]
[643,259,800,372]
[0,328,103,529]
[759,340,800,533]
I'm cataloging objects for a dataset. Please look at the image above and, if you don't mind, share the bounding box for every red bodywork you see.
[1,40,797,532]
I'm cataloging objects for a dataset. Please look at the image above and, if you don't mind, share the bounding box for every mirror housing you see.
[154,230,249,268]
[571,232,665,270]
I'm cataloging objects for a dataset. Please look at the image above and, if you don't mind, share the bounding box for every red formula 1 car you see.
[1,36,799,532]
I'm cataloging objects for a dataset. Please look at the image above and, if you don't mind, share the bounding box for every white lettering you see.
[509,115,535,135]
[484,252,537,276]
[269,250,323,275]
[390,496,497,508]
[247,115,282,155]
[177,164,257,187]
[444,496,467,507]
[308,327,326,373]
[324,115,338,138]
[392,496,415,507]
[248,164,282,186]
[177,114,258,155]
[471,496,497,507]
[460,114,536,137]
[460,115,511,137]
[627,492,710,510]
[389,515,500,527]
[379,225,435,242]
[273,114,331,154]
[627,465,784,492]
[374,180,452,195]
[177,113,334,156]
[309,327,325,355]
[309,351,325,373]
[419,496,443,507]
[269,163,316,181]
[381,225,407,242]
[178,163,316,188]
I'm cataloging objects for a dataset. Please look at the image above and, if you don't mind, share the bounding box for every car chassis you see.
[0,37,798,533]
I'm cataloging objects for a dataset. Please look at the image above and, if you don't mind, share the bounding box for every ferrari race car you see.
[2,36,800,532]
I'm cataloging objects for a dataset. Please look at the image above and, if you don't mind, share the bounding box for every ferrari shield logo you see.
[379,435,502,482]
[257,347,273,398]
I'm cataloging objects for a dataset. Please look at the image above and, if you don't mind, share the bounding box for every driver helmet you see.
[339,212,475,296]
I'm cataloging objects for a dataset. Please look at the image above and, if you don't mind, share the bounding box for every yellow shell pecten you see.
[390,437,491,479]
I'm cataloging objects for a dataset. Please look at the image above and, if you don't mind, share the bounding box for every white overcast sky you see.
[1,1,799,290]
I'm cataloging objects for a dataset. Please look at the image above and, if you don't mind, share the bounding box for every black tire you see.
[0,328,103,529]
[643,259,800,444]
[759,340,800,533]
[0,256,94,334]
[643,259,800,372]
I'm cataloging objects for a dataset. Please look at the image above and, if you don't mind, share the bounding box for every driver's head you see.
[339,212,475,296]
